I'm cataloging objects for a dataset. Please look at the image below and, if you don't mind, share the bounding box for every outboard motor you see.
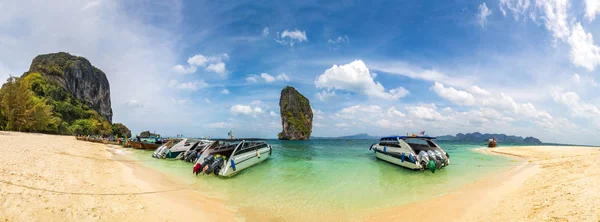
[427,150,442,170]
[434,150,445,167]
[418,151,430,170]
[205,157,224,175]
[194,155,215,175]
[186,150,198,162]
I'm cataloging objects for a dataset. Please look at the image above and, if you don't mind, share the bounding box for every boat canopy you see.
[379,136,437,141]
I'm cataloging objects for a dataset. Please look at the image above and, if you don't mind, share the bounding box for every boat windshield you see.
[403,138,438,152]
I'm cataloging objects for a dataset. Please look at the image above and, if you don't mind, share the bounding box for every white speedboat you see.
[193,139,272,177]
[180,140,214,162]
[153,138,202,159]
[370,136,450,172]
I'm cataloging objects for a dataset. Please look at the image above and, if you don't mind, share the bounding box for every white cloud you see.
[261,73,276,83]
[316,90,337,101]
[188,54,208,66]
[550,87,600,119]
[499,0,532,19]
[536,0,570,41]
[249,100,262,106]
[206,62,227,75]
[328,35,350,44]
[263,27,269,36]
[406,104,446,121]
[276,73,290,81]
[568,23,600,71]
[173,53,228,75]
[169,80,209,91]
[269,111,278,117]
[172,64,196,74]
[221,88,230,94]
[477,2,493,28]
[246,75,259,83]
[585,0,600,21]
[431,82,476,106]
[247,73,290,83]
[275,29,307,46]
[315,60,410,100]
[230,104,265,116]
[205,98,211,103]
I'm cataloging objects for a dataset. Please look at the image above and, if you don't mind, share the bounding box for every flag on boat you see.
[419,130,425,136]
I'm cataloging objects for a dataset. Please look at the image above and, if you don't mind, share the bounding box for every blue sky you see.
[2,0,600,144]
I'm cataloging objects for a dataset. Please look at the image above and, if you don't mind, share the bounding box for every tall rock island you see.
[278,86,313,140]
[29,52,113,122]
[0,52,126,136]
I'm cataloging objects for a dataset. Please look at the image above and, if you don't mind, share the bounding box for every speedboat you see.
[152,138,199,159]
[370,136,450,172]
[180,140,213,163]
[193,139,272,177]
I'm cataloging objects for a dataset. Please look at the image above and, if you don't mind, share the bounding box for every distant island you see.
[436,132,542,144]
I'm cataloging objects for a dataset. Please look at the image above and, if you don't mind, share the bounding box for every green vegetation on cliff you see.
[0,52,126,136]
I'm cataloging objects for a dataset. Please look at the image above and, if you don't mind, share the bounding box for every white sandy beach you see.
[1,132,600,221]
[368,145,600,221]
[0,131,236,221]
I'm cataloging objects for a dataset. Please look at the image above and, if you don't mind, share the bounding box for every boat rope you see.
[0,180,199,196]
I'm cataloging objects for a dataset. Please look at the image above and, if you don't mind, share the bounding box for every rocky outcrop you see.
[278,86,312,140]
[28,52,112,122]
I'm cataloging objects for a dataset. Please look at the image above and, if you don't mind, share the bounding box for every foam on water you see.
[127,139,513,219]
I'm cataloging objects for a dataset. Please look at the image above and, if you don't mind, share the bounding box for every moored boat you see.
[370,136,450,172]
[193,139,272,177]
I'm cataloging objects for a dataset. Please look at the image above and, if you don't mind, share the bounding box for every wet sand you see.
[367,145,600,221]
[0,131,236,221]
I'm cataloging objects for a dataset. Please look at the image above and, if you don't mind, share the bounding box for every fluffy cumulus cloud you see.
[275,29,307,47]
[550,87,600,120]
[430,82,476,106]
[172,53,229,76]
[568,23,600,71]
[221,88,230,94]
[430,82,553,123]
[230,104,265,116]
[477,2,493,28]
[315,60,409,100]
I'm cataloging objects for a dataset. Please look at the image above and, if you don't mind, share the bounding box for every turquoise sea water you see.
[126,140,515,220]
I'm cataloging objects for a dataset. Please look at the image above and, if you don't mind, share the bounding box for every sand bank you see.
[0,132,236,221]
[367,145,600,221]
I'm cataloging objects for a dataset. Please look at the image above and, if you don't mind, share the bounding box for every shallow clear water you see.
[127,139,514,219]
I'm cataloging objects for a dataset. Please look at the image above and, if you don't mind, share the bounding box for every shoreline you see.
[2,132,599,221]
[0,131,237,221]
[367,145,600,221]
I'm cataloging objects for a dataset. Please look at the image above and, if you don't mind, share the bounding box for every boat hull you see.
[129,141,143,149]
[374,150,420,170]
[219,147,271,177]
[141,142,161,150]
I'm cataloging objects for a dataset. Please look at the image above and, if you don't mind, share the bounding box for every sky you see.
[1,0,600,144]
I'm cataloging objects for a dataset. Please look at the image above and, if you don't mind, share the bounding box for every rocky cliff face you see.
[278,86,312,140]
[28,52,112,122]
